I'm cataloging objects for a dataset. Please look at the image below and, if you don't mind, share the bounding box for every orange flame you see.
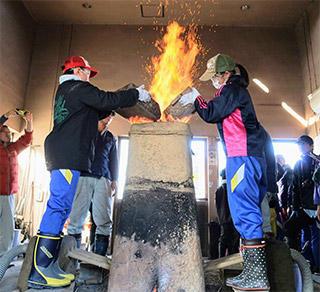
[128,116,154,124]
[147,21,202,121]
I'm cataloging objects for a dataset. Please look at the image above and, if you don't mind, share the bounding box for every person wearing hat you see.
[180,53,270,290]
[67,111,118,256]
[291,135,320,274]
[28,56,151,289]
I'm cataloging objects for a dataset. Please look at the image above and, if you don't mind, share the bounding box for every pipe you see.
[0,244,28,281]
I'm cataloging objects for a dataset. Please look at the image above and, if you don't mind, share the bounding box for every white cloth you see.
[0,195,15,254]
[59,74,81,84]
[179,87,201,106]
[136,85,151,103]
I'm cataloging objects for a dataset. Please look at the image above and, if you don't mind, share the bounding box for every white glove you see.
[179,87,200,106]
[136,85,151,103]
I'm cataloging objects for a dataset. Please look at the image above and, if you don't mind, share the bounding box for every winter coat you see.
[82,130,118,181]
[45,80,138,172]
[292,154,317,210]
[0,131,32,195]
[195,75,266,158]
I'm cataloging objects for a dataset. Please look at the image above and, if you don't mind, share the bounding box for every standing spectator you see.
[28,56,151,289]
[68,111,118,256]
[292,135,320,274]
[215,169,239,258]
[0,110,33,254]
[276,154,293,221]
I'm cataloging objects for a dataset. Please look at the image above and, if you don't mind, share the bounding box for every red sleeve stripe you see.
[196,96,208,109]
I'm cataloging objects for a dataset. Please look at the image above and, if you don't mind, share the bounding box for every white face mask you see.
[211,78,222,89]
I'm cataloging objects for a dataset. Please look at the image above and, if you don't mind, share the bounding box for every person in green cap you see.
[180,53,270,291]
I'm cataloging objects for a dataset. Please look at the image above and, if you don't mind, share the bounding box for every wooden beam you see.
[204,253,243,272]
[67,249,111,270]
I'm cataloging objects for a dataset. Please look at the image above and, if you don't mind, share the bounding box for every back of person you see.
[45,80,137,172]
[293,155,317,210]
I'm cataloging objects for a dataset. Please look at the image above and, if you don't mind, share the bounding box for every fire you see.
[128,116,154,124]
[147,21,202,121]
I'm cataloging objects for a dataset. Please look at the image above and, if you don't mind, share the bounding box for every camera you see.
[15,108,29,117]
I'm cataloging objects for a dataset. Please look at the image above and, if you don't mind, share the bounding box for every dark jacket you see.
[82,130,118,181]
[292,154,317,210]
[277,163,293,209]
[45,80,138,171]
[215,181,233,225]
[262,127,277,194]
[195,75,266,158]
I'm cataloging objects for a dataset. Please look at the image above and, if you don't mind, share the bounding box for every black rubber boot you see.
[94,234,109,256]
[227,238,270,291]
[28,233,71,288]
[50,233,75,281]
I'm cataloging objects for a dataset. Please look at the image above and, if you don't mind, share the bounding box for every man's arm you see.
[10,112,33,154]
[0,109,18,125]
[78,82,139,111]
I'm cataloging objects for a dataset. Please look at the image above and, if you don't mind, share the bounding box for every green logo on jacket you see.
[54,95,69,124]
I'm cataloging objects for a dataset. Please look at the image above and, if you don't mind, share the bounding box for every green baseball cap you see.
[199,53,236,81]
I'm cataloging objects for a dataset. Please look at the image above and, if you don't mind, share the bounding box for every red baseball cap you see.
[62,56,98,78]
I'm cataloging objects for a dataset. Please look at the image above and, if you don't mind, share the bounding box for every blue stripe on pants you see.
[226,156,267,239]
[39,169,80,235]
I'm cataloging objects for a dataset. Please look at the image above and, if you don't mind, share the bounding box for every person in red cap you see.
[28,56,151,289]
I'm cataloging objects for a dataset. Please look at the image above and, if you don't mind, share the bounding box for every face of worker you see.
[0,126,11,143]
[73,67,91,82]
[298,142,313,155]
[211,71,231,89]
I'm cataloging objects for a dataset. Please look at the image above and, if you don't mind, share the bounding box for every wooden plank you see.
[204,253,243,272]
[17,237,36,292]
[67,249,111,270]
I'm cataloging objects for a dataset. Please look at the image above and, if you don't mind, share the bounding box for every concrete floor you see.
[0,258,74,292]
[1,258,320,292]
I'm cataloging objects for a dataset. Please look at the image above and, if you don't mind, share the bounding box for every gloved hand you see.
[179,87,201,106]
[136,85,151,103]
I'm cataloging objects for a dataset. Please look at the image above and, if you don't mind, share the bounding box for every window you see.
[117,136,208,199]
[272,140,300,168]
[191,138,208,199]
[117,137,129,199]
[217,140,300,184]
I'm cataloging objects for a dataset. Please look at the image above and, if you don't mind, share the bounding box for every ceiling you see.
[22,0,312,27]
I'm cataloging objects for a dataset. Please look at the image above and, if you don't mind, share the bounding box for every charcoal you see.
[164,87,196,119]
[115,83,161,121]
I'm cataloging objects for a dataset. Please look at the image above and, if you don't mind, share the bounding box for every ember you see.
[128,116,154,124]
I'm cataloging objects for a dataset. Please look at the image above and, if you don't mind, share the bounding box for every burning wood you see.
[115,83,161,122]
[164,87,196,120]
